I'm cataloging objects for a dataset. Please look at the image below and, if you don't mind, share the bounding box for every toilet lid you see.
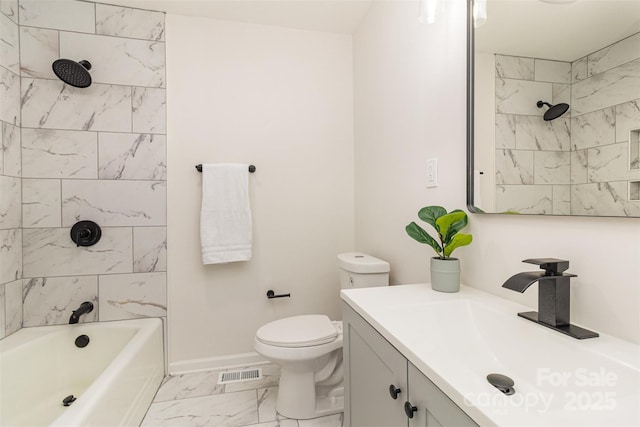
[256,315,338,348]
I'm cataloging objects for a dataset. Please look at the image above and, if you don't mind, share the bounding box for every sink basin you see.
[341,284,640,426]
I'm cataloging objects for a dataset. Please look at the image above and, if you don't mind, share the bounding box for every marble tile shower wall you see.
[0,0,167,338]
[494,54,573,214]
[494,32,640,216]
[1,0,22,339]
[570,32,640,216]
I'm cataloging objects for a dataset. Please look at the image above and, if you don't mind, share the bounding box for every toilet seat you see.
[256,315,338,348]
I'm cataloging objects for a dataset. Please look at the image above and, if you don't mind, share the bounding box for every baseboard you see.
[168,352,268,375]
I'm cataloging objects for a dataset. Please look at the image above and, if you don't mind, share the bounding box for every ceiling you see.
[475,0,640,62]
[98,0,640,59]
[99,0,373,34]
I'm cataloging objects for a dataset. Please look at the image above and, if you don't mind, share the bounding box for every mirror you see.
[467,0,640,217]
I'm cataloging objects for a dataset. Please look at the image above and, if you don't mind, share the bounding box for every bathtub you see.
[0,318,164,427]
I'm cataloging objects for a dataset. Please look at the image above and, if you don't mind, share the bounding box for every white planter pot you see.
[430,257,460,293]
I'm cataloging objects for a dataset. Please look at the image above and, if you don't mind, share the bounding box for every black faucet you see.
[69,301,94,324]
[502,258,598,339]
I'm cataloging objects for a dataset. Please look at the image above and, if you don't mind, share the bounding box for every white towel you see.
[200,163,252,264]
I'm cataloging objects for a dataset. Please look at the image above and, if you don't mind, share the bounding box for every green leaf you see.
[417,206,447,231]
[443,209,468,243]
[443,233,473,257]
[436,211,466,243]
[405,222,442,256]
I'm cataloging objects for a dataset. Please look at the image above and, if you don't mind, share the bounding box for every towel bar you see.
[196,164,256,173]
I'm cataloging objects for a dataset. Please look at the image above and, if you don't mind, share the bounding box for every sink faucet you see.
[502,258,598,339]
[69,301,94,324]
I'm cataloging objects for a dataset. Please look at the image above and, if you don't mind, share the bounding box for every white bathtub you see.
[0,318,164,427]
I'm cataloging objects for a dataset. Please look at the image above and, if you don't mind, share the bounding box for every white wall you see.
[353,1,640,344]
[166,14,355,370]
[353,0,468,283]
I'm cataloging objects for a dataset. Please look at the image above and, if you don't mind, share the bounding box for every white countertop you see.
[341,283,640,427]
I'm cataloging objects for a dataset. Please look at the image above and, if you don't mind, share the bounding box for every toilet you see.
[254,252,390,419]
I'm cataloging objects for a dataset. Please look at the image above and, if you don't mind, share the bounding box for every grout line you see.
[16,0,25,334]
[20,125,166,137]
[21,75,166,93]
[131,226,135,272]
[131,86,134,133]
[96,131,100,179]
[18,22,166,43]
[58,178,62,228]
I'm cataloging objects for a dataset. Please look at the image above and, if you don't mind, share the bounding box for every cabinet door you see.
[407,363,478,427]
[343,304,407,427]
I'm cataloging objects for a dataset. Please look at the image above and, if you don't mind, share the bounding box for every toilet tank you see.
[338,252,390,289]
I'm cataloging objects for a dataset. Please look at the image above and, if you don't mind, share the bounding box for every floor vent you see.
[217,368,262,385]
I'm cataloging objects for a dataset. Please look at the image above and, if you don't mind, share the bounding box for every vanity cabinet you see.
[343,303,478,427]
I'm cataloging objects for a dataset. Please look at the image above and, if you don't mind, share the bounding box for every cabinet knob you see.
[388,384,401,399]
[404,401,418,419]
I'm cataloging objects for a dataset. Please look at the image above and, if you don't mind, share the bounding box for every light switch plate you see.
[426,158,438,188]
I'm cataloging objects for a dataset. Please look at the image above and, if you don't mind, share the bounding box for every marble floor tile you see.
[246,421,299,427]
[257,386,278,423]
[298,414,344,427]
[142,390,259,427]
[154,370,226,402]
[143,364,343,427]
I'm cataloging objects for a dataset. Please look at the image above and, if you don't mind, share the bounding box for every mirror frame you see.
[465,0,639,218]
[466,0,478,214]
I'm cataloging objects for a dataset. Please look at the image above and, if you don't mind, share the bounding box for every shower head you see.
[52,59,92,88]
[536,100,569,121]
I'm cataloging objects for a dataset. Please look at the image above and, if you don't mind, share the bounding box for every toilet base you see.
[314,387,344,419]
[276,370,344,420]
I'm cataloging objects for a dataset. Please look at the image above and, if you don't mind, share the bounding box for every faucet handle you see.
[523,258,570,275]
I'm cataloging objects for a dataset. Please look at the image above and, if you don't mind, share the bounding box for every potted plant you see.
[405,206,473,292]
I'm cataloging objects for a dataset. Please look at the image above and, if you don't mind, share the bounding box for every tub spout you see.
[69,301,94,324]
